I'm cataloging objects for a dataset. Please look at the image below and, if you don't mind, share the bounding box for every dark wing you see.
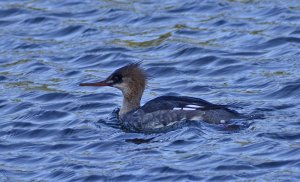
[141,96,237,114]
[121,96,242,132]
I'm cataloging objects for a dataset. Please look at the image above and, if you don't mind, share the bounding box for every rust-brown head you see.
[80,63,147,99]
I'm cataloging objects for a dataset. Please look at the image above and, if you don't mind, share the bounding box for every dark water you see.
[1,0,300,181]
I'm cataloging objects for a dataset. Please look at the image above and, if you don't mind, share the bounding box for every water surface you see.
[1,0,300,181]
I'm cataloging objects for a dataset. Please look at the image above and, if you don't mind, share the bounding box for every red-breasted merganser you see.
[80,63,242,133]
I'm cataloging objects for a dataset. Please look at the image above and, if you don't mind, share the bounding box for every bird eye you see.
[112,75,122,83]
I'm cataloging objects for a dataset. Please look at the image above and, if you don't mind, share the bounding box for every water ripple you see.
[0,0,299,181]
[251,37,300,50]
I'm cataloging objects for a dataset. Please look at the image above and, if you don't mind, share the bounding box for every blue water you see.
[1,0,300,181]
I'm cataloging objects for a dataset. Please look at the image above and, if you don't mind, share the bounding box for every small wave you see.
[36,25,84,39]
[22,17,54,24]
[249,37,300,50]
[170,47,204,58]
[34,93,74,102]
[267,84,300,99]
[207,65,248,76]
[0,20,17,26]
[257,132,300,141]
[184,56,218,66]
[0,8,27,18]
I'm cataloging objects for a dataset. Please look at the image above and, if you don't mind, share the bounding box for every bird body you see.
[80,63,242,133]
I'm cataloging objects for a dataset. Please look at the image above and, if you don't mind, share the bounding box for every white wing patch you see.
[173,104,203,111]
[182,108,196,111]
[186,104,203,108]
[220,120,226,124]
